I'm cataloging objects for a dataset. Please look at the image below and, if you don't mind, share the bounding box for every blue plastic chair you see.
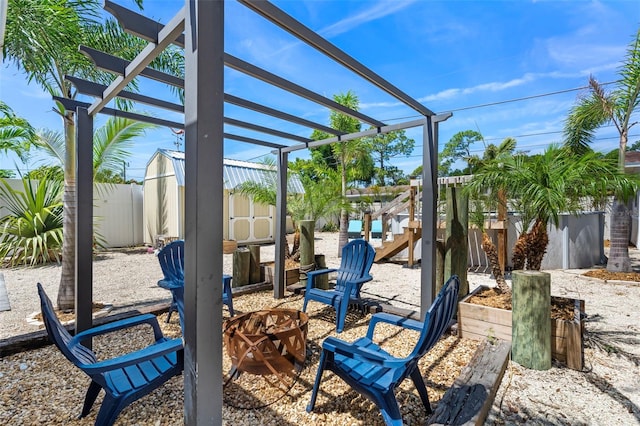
[347,219,363,239]
[157,240,234,328]
[307,275,460,426]
[302,239,375,333]
[37,283,183,426]
[371,219,383,239]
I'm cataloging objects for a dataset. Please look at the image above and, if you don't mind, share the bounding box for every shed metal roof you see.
[148,149,304,193]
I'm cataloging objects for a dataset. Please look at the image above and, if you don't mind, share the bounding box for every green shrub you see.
[0,176,63,266]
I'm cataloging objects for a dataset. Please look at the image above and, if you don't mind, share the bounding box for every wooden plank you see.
[459,321,512,342]
[0,273,10,312]
[0,301,171,357]
[428,340,511,425]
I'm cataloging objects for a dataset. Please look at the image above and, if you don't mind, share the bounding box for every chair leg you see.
[80,381,102,418]
[410,368,432,414]
[306,349,328,412]
[336,298,350,333]
[166,302,175,323]
[94,395,124,426]
[378,392,404,426]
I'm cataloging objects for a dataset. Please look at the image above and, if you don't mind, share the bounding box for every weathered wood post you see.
[512,270,551,370]
[248,245,261,284]
[232,248,250,287]
[299,220,315,288]
[363,212,371,242]
[444,186,468,299]
[435,240,445,294]
[314,254,329,289]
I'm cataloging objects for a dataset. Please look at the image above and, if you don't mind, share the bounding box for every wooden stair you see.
[374,226,422,262]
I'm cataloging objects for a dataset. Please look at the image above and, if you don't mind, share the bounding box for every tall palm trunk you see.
[57,112,76,310]
[511,231,528,270]
[607,199,631,272]
[526,218,548,270]
[481,232,510,294]
[337,161,348,257]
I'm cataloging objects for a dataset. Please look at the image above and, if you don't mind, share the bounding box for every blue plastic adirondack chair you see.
[371,219,383,239]
[347,219,363,239]
[302,239,375,333]
[307,275,460,426]
[37,283,183,426]
[157,240,234,328]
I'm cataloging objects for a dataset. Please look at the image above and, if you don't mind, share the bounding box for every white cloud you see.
[318,0,417,38]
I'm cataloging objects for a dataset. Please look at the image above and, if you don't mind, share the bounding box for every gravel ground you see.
[1,232,639,425]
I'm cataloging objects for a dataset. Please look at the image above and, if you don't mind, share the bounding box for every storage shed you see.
[143,149,303,245]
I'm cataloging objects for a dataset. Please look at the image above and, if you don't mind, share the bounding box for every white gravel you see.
[1,232,639,425]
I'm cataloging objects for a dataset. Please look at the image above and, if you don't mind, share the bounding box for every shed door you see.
[229,193,273,243]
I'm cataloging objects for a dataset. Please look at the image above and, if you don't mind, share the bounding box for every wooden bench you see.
[428,339,511,425]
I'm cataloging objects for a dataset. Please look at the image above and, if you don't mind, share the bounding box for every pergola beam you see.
[105,1,383,128]
[66,75,184,113]
[223,133,286,149]
[224,118,309,143]
[88,7,185,115]
[238,0,435,117]
[281,118,428,153]
[54,97,184,129]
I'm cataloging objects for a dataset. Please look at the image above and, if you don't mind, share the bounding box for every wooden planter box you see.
[458,285,585,370]
[261,263,300,286]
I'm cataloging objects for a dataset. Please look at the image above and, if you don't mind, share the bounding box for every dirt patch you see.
[466,287,576,320]
[582,269,640,282]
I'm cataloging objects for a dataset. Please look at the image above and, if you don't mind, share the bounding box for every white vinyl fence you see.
[0,179,144,248]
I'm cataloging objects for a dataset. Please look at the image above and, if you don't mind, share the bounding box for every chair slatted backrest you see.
[410,275,460,360]
[335,239,375,296]
[158,240,185,284]
[37,283,97,366]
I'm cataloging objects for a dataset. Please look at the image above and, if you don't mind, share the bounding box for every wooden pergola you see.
[64,1,451,423]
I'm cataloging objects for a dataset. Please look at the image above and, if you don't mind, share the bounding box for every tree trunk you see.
[512,231,528,270]
[526,218,548,271]
[607,199,631,272]
[337,161,348,257]
[57,112,76,310]
[481,232,510,294]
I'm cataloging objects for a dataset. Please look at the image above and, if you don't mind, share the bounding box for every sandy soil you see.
[1,232,639,425]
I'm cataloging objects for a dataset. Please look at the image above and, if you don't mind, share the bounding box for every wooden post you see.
[381,213,388,242]
[363,213,371,242]
[314,254,329,289]
[444,187,469,299]
[512,270,551,370]
[248,245,261,284]
[232,248,250,287]
[497,189,508,273]
[299,220,315,288]
[409,186,416,222]
[435,240,445,295]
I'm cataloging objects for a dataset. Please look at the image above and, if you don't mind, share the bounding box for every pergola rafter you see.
[67,1,450,423]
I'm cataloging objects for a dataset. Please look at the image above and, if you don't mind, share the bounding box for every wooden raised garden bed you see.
[458,285,585,370]
[262,263,300,286]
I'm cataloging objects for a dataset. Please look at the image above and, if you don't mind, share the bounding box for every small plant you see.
[0,175,63,266]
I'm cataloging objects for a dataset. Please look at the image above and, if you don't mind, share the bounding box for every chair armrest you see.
[81,338,184,373]
[158,278,183,290]
[366,312,423,340]
[72,314,165,343]
[322,336,406,369]
[305,268,338,293]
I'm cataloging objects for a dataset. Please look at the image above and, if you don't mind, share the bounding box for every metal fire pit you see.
[223,309,308,385]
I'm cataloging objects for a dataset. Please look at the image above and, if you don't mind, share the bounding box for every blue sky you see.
[1,0,639,181]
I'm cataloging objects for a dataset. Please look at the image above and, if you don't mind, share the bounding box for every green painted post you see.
[444,186,468,298]
[299,220,315,288]
[512,270,552,370]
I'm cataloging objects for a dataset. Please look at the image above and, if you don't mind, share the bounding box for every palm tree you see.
[470,145,637,290]
[0,101,35,163]
[564,28,640,272]
[3,0,182,309]
[311,91,370,256]
[34,117,152,183]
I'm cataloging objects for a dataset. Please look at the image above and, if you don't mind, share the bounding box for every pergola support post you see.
[420,117,437,319]
[183,0,224,424]
[75,107,93,346]
[274,149,288,299]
